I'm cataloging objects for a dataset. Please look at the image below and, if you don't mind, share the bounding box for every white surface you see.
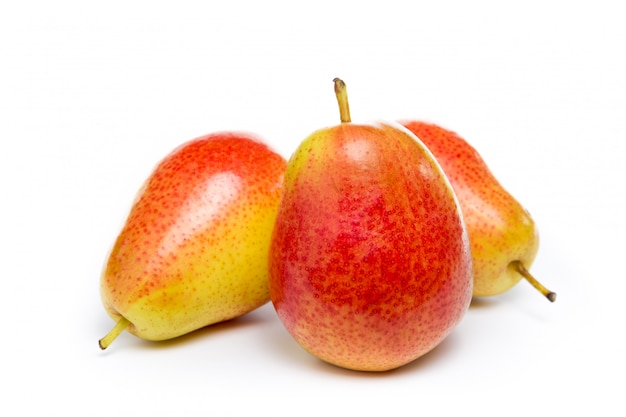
[2,1,624,416]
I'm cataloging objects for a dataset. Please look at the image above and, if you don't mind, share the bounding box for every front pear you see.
[268,80,473,371]
[401,121,555,302]
[99,133,286,349]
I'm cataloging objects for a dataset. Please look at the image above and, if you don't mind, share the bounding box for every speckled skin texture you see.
[402,121,539,297]
[101,133,286,341]
[269,122,472,371]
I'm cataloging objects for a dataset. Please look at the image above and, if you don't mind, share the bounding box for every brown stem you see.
[333,78,351,123]
[511,260,556,302]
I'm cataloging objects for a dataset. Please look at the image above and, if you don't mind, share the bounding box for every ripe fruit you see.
[401,121,555,302]
[99,133,286,349]
[268,79,473,371]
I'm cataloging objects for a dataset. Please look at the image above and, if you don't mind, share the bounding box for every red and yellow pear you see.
[268,79,473,371]
[99,133,286,349]
[401,121,555,302]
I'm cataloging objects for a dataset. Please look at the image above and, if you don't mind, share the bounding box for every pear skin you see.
[99,133,286,349]
[401,121,555,302]
[268,80,473,371]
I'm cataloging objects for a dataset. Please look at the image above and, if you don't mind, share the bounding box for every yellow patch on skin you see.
[106,184,280,340]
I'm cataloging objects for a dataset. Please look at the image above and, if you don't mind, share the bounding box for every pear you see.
[99,133,286,349]
[268,79,473,371]
[401,121,556,302]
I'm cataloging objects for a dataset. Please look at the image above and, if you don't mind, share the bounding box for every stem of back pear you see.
[99,316,130,350]
[333,78,351,123]
[511,260,557,302]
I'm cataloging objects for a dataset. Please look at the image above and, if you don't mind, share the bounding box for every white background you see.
[2,1,624,416]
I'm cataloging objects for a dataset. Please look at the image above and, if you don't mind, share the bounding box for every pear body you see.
[268,122,472,371]
[101,133,286,342]
[402,121,539,297]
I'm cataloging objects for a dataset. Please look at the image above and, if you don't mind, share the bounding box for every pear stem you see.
[511,260,556,302]
[333,78,351,123]
[99,316,130,350]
